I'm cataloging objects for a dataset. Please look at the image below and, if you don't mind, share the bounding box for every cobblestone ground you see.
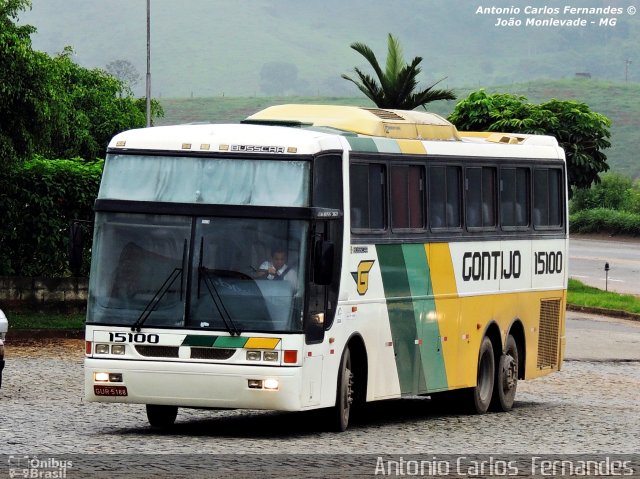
[1,313,639,478]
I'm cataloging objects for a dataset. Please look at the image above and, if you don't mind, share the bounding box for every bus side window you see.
[391,164,424,230]
[501,167,530,229]
[350,162,386,231]
[534,168,563,228]
[466,166,496,229]
[429,165,461,230]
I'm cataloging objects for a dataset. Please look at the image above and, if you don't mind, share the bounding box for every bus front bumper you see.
[85,358,305,411]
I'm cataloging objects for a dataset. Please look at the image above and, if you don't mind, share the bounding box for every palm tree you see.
[341,33,456,110]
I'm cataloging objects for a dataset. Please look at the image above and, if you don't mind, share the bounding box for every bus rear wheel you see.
[465,336,495,414]
[491,334,518,412]
[146,404,178,428]
[332,347,354,432]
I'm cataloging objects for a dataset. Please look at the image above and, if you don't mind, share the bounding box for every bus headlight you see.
[246,350,261,361]
[95,344,109,355]
[94,372,110,382]
[263,351,278,362]
[111,345,126,355]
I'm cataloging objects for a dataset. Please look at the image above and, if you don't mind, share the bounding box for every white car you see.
[0,308,6,388]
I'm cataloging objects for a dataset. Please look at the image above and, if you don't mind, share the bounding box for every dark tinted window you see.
[350,163,386,230]
[391,165,424,230]
[534,168,563,228]
[466,167,496,229]
[501,167,529,228]
[429,165,461,229]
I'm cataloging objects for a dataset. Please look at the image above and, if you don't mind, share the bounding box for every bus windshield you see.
[87,212,308,333]
[99,154,310,207]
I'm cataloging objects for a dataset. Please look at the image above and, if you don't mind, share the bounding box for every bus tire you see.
[491,334,518,412]
[465,336,495,414]
[146,404,178,428]
[332,347,354,432]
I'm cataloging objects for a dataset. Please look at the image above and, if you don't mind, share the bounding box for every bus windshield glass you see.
[99,154,310,207]
[87,213,308,333]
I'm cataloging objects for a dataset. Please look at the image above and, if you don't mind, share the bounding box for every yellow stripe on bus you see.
[244,337,281,349]
[396,139,427,154]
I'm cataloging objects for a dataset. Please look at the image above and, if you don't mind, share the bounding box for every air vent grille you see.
[537,299,561,369]
[190,348,236,360]
[135,345,180,358]
[363,108,405,121]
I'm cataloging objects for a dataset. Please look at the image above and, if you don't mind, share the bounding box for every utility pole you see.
[625,59,632,83]
[145,0,151,127]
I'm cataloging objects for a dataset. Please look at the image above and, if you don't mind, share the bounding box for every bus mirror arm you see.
[313,239,334,286]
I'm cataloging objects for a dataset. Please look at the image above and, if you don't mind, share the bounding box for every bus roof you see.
[245,104,461,141]
[108,105,563,161]
[107,122,345,155]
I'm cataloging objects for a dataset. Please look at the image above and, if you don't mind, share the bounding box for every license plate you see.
[94,385,128,396]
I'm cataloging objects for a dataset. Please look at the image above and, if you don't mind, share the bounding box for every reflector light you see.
[283,350,298,364]
[85,341,92,355]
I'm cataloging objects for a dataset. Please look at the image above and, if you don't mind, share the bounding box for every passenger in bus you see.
[255,248,297,284]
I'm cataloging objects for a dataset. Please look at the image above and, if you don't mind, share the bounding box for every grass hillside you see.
[157,80,640,178]
[21,0,640,98]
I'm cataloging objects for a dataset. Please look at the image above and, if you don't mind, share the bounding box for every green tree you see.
[1,1,163,165]
[0,0,53,165]
[341,33,456,110]
[449,90,611,193]
[45,47,149,160]
[570,173,635,213]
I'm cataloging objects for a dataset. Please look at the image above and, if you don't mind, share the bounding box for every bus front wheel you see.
[146,404,178,428]
[332,347,354,432]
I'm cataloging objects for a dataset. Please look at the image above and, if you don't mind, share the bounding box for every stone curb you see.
[567,304,640,322]
[6,329,84,341]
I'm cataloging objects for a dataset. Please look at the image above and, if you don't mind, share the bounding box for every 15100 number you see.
[534,251,563,275]
[108,332,160,344]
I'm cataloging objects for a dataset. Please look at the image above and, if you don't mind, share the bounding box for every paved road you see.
[1,311,639,478]
[569,235,640,295]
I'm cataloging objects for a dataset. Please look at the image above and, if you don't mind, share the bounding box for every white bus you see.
[84,104,567,431]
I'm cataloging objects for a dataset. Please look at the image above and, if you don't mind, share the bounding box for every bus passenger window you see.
[350,163,386,231]
[534,168,563,228]
[391,165,424,230]
[501,167,529,228]
[429,165,461,229]
[466,167,496,229]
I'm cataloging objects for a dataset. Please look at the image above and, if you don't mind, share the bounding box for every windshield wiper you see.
[197,238,241,336]
[131,240,187,332]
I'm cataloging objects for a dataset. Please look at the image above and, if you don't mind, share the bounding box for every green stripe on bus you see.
[182,335,218,347]
[213,336,248,348]
[377,244,427,395]
[346,137,378,153]
[401,244,448,392]
[373,138,401,153]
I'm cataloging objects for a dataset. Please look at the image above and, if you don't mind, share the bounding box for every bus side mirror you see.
[313,240,334,285]
[69,222,84,276]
